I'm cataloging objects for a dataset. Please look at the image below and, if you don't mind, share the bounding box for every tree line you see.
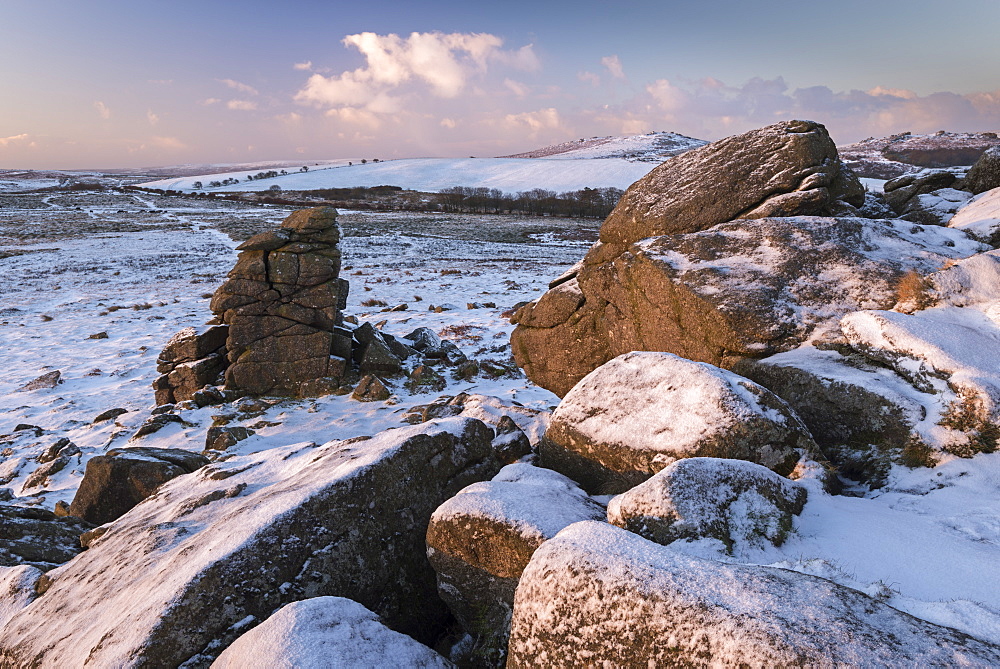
[436,186,624,218]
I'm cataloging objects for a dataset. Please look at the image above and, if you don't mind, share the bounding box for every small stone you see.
[17,371,61,392]
[351,375,391,402]
[88,332,109,340]
[93,408,128,424]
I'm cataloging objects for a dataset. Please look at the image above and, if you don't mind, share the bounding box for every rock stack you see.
[210,207,351,397]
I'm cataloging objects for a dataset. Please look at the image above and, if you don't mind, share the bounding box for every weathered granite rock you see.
[607,457,807,553]
[597,120,863,250]
[212,597,453,669]
[513,216,980,397]
[426,464,604,665]
[734,349,931,485]
[507,521,1000,667]
[153,325,229,405]
[67,446,210,524]
[205,426,255,452]
[351,374,391,402]
[966,146,1000,195]
[0,505,94,571]
[210,207,351,397]
[539,352,818,494]
[0,418,499,668]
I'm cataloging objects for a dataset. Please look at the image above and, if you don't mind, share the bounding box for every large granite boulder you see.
[966,146,1000,194]
[539,351,820,494]
[425,464,604,664]
[0,505,94,571]
[210,207,352,397]
[212,597,453,669]
[606,457,807,553]
[597,119,864,250]
[513,215,980,397]
[506,521,1000,667]
[67,446,210,524]
[0,418,500,668]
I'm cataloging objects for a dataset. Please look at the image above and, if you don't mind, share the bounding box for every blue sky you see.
[2,0,999,168]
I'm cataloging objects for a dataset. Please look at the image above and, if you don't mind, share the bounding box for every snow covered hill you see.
[137,132,707,195]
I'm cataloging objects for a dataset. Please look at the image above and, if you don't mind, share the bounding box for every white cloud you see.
[293,61,313,71]
[0,133,29,147]
[227,100,258,111]
[147,110,159,126]
[504,78,530,98]
[203,98,221,106]
[601,55,625,79]
[868,86,918,100]
[504,107,561,133]
[325,106,381,128]
[94,101,111,120]
[218,79,259,96]
[578,71,600,87]
[440,117,457,129]
[149,136,186,150]
[295,31,539,118]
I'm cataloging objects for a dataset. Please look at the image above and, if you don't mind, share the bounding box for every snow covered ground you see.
[4,179,1000,649]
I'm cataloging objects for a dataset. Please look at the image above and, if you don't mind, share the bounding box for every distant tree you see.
[300,166,309,172]
[280,169,287,175]
[372,158,379,163]
[269,185,282,192]
[361,159,367,164]
[192,181,203,190]
[348,161,352,166]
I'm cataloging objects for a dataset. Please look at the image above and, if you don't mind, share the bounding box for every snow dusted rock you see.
[607,457,806,553]
[15,370,60,392]
[513,215,980,397]
[0,565,42,629]
[0,504,94,570]
[950,187,1000,245]
[883,169,960,212]
[507,521,1000,667]
[966,147,1000,194]
[540,352,818,494]
[212,597,453,669]
[735,349,931,484]
[426,464,604,661]
[0,418,499,668]
[68,446,210,524]
[842,309,1000,456]
[899,188,973,226]
[491,416,531,463]
[598,120,863,249]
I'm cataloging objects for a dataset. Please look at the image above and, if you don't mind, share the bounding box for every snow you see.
[212,597,452,669]
[950,186,1000,240]
[0,565,41,629]
[138,157,655,195]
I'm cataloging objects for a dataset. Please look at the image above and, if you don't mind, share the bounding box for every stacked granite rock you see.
[210,207,351,397]
[153,325,229,405]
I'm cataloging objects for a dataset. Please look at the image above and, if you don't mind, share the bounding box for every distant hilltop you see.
[839,130,1000,179]
[498,131,708,162]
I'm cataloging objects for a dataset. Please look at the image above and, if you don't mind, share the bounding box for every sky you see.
[2,0,1000,169]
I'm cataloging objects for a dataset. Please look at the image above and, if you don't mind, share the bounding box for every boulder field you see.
[7,120,1000,666]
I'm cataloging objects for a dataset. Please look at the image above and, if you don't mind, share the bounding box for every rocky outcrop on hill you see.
[0,565,42,629]
[67,446,210,524]
[0,418,500,667]
[507,521,1000,667]
[426,464,604,663]
[211,207,351,397]
[213,597,453,669]
[839,131,1000,178]
[607,457,807,553]
[539,352,818,493]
